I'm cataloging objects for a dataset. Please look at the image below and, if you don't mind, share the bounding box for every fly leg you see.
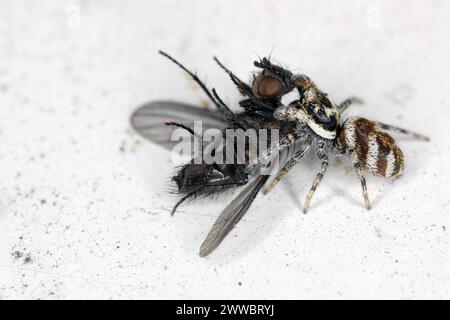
[214,56,275,113]
[213,56,252,94]
[170,191,198,216]
[159,51,248,129]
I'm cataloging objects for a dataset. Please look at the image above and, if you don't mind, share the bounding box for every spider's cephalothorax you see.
[273,75,340,139]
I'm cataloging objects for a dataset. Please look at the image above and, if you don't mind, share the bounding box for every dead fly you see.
[131,51,429,257]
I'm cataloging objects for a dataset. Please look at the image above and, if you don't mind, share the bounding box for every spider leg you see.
[338,97,363,113]
[263,144,311,194]
[374,121,429,141]
[303,141,329,213]
[350,150,371,210]
[248,132,299,171]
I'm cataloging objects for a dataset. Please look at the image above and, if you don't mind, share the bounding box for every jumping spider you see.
[212,54,429,212]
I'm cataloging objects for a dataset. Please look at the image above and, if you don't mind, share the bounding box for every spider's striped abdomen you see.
[338,117,404,177]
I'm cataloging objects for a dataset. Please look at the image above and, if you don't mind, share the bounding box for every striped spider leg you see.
[338,97,364,113]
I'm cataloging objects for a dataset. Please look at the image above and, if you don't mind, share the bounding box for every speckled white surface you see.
[0,0,449,299]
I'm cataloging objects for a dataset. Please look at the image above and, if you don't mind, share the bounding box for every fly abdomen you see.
[338,117,404,177]
[173,162,249,195]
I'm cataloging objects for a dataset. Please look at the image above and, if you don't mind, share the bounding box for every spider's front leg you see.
[262,143,311,195]
[303,141,329,213]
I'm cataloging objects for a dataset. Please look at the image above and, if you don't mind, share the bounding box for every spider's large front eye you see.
[312,108,338,131]
[252,74,284,97]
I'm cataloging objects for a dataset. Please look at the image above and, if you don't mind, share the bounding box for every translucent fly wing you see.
[199,175,269,257]
[130,101,229,150]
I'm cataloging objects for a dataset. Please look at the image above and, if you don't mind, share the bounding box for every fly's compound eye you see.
[252,74,284,97]
[252,58,294,98]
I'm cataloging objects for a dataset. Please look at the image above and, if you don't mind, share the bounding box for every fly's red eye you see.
[253,75,284,97]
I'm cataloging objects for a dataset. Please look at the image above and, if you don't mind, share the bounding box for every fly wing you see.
[199,175,269,257]
[130,101,229,150]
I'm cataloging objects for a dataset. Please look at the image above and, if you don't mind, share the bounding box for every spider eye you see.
[313,108,338,131]
[253,75,284,97]
[315,108,328,121]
